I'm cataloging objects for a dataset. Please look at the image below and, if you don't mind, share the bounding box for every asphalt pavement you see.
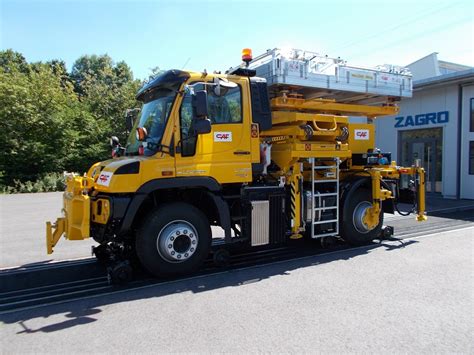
[1,227,473,353]
[0,192,95,268]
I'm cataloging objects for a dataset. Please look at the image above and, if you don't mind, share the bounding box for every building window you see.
[399,128,443,192]
[471,98,474,132]
[470,141,474,175]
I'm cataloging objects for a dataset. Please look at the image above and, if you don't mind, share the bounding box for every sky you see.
[1,0,473,80]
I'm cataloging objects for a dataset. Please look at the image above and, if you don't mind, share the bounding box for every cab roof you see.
[136,69,190,101]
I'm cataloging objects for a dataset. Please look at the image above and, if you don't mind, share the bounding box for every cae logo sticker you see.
[394,111,449,128]
[97,171,113,187]
[354,129,369,140]
[214,132,232,142]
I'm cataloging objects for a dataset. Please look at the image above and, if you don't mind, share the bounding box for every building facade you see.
[375,53,474,199]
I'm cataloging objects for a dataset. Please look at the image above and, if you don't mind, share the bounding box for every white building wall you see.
[408,53,440,80]
[375,84,460,198]
[460,84,474,199]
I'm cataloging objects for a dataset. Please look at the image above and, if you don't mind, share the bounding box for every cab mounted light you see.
[136,127,148,141]
[242,48,253,67]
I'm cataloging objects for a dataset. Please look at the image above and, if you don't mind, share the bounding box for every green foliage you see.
[0,50,145,191]
[71,54,141,144]
[1,172,66,194]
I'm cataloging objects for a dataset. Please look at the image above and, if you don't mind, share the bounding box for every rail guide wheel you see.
[213,248,231,267]
[108,260,133,285]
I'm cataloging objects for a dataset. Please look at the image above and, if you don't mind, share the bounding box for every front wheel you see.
[340,188,383,246]
[136,202,211,277]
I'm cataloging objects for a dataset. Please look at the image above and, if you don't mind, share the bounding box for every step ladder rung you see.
[313,165,337,170]
[314,193,338,197]
[311,232,339,239]
[313,219,338,224]
[311,158,340,239]
[313,206,337,211]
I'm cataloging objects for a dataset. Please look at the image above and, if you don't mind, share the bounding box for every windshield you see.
[126,88,177,156]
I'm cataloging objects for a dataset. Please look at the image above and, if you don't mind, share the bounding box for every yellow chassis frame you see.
[284,161,427,237]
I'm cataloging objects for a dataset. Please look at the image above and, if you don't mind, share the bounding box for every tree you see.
[0,51,105,185]
[71,54,141,144]
[0,49,30,74]
[0,50,145,188]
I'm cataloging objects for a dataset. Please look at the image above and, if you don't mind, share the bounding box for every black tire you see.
[340,188,383,246]
[136,202,211,277]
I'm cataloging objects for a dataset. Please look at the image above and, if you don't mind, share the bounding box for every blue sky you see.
[1,0,473,80]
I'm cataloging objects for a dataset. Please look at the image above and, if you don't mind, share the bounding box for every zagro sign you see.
[394,111,449,128]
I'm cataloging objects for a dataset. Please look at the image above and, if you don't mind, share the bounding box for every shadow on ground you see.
[1,238,417,334]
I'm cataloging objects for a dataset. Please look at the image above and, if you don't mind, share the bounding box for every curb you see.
[426,204,474,215]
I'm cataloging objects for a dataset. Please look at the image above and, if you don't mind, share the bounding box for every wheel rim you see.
[352,201,373,234]
[156,220,199,263]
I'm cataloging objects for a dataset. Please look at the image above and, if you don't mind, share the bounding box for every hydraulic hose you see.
[393,181,417,216]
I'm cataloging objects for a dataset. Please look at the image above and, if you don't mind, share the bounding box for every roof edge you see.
[413,68,474,89]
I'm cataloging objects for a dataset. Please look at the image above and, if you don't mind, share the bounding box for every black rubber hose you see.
[392,181,417,216]
[394,201,416,216]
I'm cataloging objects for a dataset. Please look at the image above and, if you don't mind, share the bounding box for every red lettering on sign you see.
[216,134,229,139]
[356,131,367,138]
[99,175,108,182]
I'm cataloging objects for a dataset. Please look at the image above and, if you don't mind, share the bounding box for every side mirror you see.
[110,136,120,148]
[192,90,208,119]
[125,108,140,132]
[192,118,212,135]
[213,77,238,96]
[125,115,134,132]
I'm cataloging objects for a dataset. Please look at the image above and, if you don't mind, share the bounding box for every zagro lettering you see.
[394,111,449,128]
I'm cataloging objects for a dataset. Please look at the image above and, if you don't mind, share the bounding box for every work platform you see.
[241,48,413,105]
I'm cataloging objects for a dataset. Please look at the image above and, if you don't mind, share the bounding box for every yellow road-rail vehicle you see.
[47,49,426,281]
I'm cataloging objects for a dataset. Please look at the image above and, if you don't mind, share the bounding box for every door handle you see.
[233,150,250,155]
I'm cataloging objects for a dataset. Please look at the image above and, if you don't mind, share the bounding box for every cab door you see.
[174,76,254,184]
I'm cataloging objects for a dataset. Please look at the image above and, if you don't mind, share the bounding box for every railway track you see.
[1,209,473,314]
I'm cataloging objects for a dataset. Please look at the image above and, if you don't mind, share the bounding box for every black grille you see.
[269,193,286,244]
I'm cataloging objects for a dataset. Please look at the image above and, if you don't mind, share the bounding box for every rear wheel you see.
[340,188,383,246]
[136,202,211,277]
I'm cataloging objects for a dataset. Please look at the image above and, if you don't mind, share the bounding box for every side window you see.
[207,85,242,124]
[179,81,242,157]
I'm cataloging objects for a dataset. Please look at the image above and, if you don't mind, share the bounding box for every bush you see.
[1,172,67,193]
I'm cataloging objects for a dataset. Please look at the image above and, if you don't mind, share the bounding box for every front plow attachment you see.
[46,218,66,254]
[45,174,93,254]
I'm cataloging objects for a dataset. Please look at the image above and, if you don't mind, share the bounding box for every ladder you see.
[311,158,340,239]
